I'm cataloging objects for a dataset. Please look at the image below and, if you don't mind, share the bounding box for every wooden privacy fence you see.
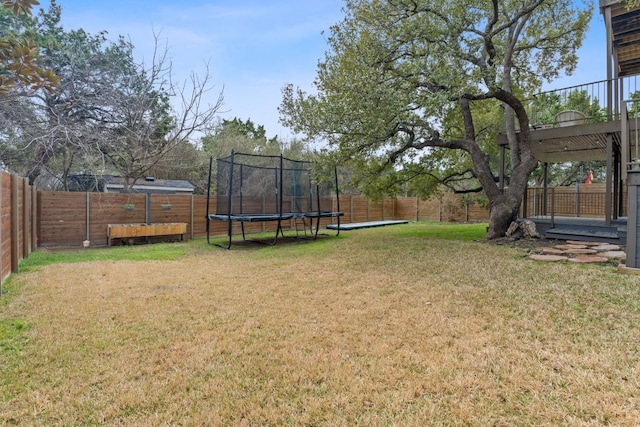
[0,181,621,284]
[37,191,490,248]
[11,183,621,250]
[0,171,37,288]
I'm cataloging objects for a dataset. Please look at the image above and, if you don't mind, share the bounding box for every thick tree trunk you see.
[487,198,519,239]
[485,152,537,239]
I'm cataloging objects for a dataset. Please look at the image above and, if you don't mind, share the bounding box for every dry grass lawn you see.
[1,223,640,426]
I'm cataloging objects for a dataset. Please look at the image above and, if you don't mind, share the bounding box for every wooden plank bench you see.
[107,223,187,246]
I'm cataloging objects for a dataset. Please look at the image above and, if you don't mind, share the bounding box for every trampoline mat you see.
[208,213,294,222]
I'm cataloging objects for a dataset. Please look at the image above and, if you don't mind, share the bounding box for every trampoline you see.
[206,151,343,248]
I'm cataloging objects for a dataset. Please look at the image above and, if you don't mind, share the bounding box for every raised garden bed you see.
[107,223,187,246]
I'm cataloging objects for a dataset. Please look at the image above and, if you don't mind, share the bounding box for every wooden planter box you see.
[107,223,187,246]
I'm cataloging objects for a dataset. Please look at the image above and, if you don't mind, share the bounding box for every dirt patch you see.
[485,236,565,250]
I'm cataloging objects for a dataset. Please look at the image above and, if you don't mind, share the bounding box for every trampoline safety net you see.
[206,151,343,248]
[214,152,335,216]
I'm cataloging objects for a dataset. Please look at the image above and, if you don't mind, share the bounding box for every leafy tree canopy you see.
[280,0,592,238]
[0,0,222,190]
[201,117,280,157]
[0,0,58,95]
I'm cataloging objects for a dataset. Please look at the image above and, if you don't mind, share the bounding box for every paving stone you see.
[566,240,602,247]
[530,254,567,262]
[593,244,621,252]
[541,247,565,255]
[565,248,598,255]
[601,251,626,260]
[567,255,609,264]
[555,244,588,250]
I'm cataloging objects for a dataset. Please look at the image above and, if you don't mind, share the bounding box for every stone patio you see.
[529,241,626,264]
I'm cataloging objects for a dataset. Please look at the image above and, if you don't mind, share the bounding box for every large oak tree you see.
[280,0,592,238]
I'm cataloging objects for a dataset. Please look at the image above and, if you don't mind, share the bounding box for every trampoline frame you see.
[206,151,343,249]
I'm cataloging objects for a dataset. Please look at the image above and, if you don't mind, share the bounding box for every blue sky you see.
[47,0,605,141]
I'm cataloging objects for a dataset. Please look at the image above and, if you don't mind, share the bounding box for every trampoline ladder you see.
[294,216,308,241]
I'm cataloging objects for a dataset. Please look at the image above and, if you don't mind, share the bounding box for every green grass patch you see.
[0,278,30,394]
[203,221,487,254]
[19,242,189,273]
[0,317,29,361]
[367,221,487,241]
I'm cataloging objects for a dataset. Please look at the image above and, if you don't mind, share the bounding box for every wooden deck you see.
[523,216,627,244]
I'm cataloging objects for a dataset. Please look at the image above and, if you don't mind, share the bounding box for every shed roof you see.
[103,176,195,193]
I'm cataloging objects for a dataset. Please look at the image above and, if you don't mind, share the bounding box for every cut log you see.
[520,220,541,239]
[506,220,540,239]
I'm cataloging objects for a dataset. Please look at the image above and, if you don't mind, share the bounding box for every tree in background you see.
[280,0,591,238]
[201,117,281,160]
[0,2,132,185]
[93,33,223,191]
[530,89,605,127]
[197,117,309,193]
[0,0,58,95]
[0,0,59,180]
[0,1,223,190]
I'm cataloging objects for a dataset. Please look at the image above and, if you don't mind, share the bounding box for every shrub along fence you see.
[0,171,37,289]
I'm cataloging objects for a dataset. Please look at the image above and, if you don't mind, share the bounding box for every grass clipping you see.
[2,223,640,425]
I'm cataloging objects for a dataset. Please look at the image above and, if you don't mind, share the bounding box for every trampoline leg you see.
[313,217,320,240]
[209,226,233,249]
[223,221,232,249]
[209,221,233,249]
[224,218,233,249]
[273,220,283,245]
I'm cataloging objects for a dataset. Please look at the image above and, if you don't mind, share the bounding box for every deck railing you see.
[522,185,625,220]
[524,76,640,128]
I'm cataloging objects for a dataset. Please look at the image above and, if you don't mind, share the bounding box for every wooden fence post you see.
[465,199,469,222]
[11,174,19,274]
[145,193,151,225]
[22,181,30,258]
[382,198,386,220]
[32,186,37,250]
[190,194,195,240]
[85,192,90,242]
[392,198,396,220]
[350,196,354,223]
